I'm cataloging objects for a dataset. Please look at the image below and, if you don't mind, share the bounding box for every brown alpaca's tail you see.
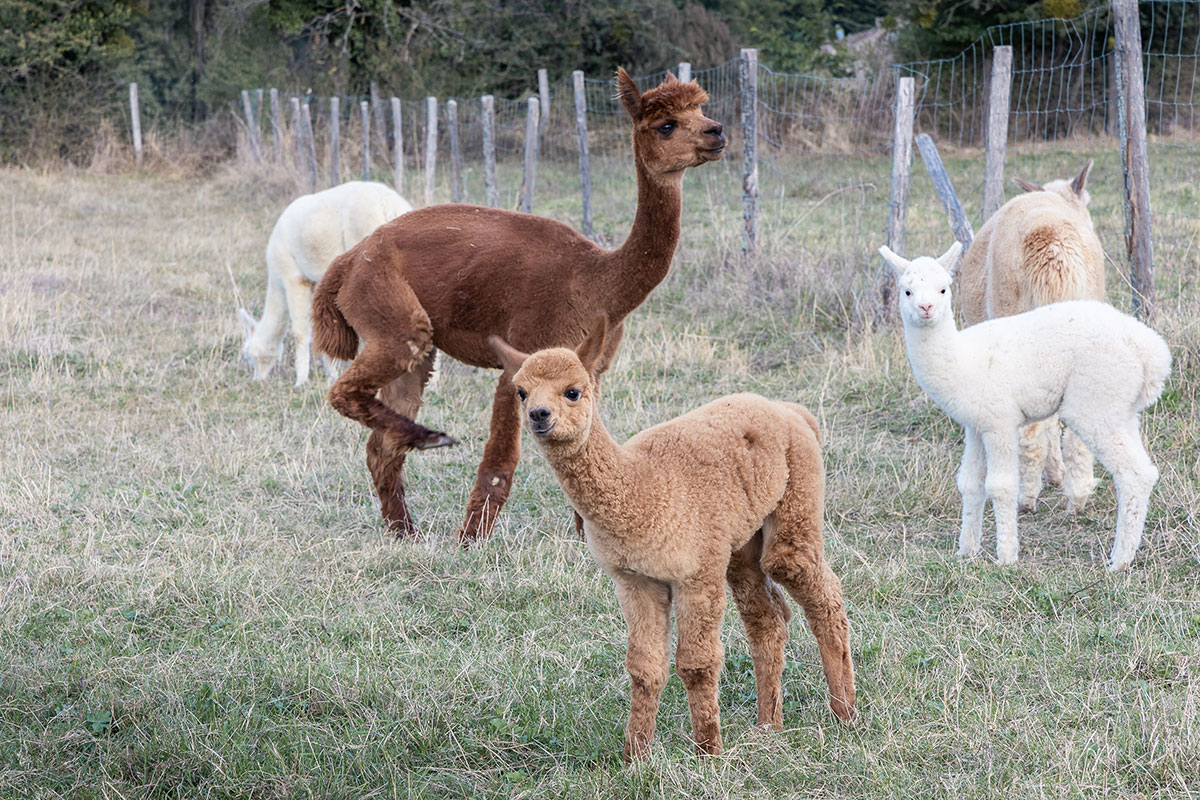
[312,253,359,360]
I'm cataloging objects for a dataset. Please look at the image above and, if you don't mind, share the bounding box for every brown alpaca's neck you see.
[600,159,684,319]
[541,415,651,533]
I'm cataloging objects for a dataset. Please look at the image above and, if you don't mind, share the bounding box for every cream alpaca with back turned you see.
[882,242,1170,571]
[958,161,1104,512]
[239,181,413,385]
[490,319,855,760]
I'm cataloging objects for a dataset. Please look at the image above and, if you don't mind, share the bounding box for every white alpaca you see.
[958,161,1105,513]
[239,181,413,385]
[881,241,1170,571]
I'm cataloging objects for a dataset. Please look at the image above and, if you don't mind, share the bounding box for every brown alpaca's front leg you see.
[457,372,522,544]
[613,573,671,762]
[673,576,728,756]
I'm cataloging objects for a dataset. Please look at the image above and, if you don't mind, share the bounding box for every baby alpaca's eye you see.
[904,290,912,297]
[564,388,581,401]
[940,288,946,294]
[517,389,527,401]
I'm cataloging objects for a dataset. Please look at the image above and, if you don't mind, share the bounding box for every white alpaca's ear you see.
[1071,159,1093,200]
[488,336,530,374]
[576,315,610,375]
[937,240,964,274]
[878,245,909,276]
[238,308,257,338]
[616,68,642,120]
[1013,176,1042,193]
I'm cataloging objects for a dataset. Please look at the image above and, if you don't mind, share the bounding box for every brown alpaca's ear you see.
[616,68,642,120]
[664,70,679,84]
[1071,159,1093,198]
[1013,177,1042,193]
[575,315,609,376]
[488,335,530,374]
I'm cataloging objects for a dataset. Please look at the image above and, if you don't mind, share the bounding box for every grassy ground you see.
[1,156,1198,799]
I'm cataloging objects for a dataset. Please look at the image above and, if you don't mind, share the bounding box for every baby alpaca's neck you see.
[903,318,969,409]
[541,416,651,533]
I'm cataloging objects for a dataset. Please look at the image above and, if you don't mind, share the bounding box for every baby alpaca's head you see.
[1013,159,1093,209]
[879,241,964,328]
[238,308,282,380]
[488,317,610,449]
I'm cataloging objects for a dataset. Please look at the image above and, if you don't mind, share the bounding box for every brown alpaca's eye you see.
[564,388,581,401]
[657,122,675,136]
[517,389,527,401]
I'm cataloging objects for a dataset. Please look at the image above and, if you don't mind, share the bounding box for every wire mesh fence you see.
[226,0,1200,315]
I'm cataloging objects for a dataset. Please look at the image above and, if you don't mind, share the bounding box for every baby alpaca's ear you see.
[878,245,909,276]
[238,308,258,338]
[576,315,609,375]
[937,240,964,275]
[488,336,530,374]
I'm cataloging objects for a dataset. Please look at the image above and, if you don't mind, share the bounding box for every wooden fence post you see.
[290,97,302,173]
[880,75,915,319]
[129,82,143,165]
[300,102,317,191]
[1114,0,1155,321]
[573,70,593,239]
[369,81,388,157]
[916,133,974,248]
[447,99,464,202]
[241,89,261,163]
[481,95,499,208]
[330,97,342,185]
[739,48,759,255]
[269,88,283,165]
[391,97,404,195]
[982,45,1012,224]
[360,100,371,180]
[677,62,691,83]
[538,68,550,134]
[424,97,438,206]
[522,97,540,213]
[254,88,264,134]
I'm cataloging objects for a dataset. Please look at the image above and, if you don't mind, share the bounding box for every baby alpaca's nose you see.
[529,407,552,424]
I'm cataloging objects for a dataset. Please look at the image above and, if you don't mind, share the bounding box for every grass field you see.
[1,155,1198,799]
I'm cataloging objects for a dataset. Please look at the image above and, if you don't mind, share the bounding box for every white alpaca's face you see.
[238,309,281,380]
[880,242,963,328]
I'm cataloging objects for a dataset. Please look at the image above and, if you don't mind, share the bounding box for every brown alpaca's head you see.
[616,68,724,178]
[488,317,610,448]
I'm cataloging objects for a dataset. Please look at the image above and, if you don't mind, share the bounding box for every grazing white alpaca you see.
[958,161,1105,513]
[881,241,1170,571]
[239,181,412,385]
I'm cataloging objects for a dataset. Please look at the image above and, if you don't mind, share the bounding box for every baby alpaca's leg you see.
[612,573,671,762]
[673,576,728,755]
[1075,420,1158,571]
[981,429,1021,564]
[1061,426,1100,513]
[957,427,987,559]
[1018,420,1049,511]
[727,530,791,729]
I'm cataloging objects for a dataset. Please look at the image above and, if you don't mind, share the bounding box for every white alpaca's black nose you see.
[529,407,551,424]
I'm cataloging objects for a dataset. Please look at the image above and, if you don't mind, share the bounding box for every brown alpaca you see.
[958,161,1104,512]
[311,69,725,541]
[489,319,856,760]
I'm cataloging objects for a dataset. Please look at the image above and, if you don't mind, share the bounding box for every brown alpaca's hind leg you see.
[727,531,792,730]
[760,447,856,722]
[612,573,671,762]
[366,349,438,536]
[457,371,522,544]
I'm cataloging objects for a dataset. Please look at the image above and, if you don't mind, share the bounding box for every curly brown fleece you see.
[490,320,855,761]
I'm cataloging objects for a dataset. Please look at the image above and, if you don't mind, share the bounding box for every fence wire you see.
[237,0,1200,304]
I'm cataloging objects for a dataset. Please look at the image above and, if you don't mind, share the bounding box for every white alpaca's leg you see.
[284,279,316,386]
[956,427,987,559]
[1074,421,1158,571]
[1061,426,1100,514]
[1017,420,1049,512]
[981,429,1021,565]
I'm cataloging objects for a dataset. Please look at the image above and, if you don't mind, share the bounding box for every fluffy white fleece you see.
[881,241,1170,571]
[239,181,413,385]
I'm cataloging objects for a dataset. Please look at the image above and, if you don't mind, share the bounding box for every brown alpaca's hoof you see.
[829,694,856,722]
[411,430,457,450]
[387,512,419,540]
